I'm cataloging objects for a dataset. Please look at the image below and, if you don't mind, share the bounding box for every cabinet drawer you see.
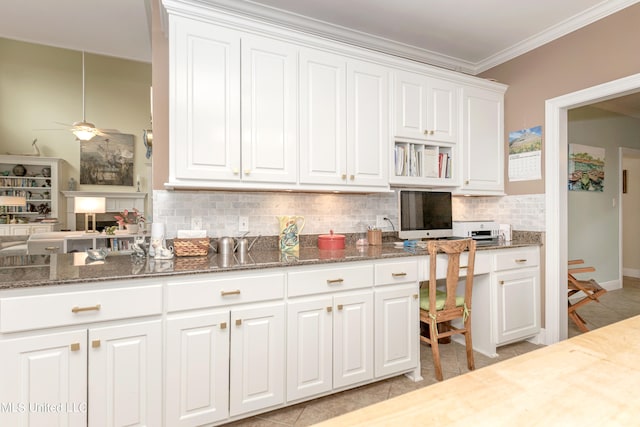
[0,285,162,333]
[288,263,373,297]
[27,239,64,254]
[167,272,285,312]
[494,247,539,271]
[375,259,418,285]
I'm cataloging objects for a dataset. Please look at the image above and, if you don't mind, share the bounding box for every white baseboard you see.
[623,268,640,278]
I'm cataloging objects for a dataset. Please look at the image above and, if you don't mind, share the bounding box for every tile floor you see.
[225,277,640,427]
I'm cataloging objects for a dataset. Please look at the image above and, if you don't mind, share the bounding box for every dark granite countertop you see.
[0,237,541,290]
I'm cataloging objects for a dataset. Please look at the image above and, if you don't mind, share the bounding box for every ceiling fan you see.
[36,51,122,141]
[70,51,100,141]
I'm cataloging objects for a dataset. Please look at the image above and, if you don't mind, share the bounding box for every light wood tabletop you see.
[313,315,640,426]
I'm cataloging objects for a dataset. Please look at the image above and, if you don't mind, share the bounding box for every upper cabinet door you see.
[460,86,504,194]
[394,70,458,143]
[241,36,298,184]
[299,48,347,185]
[170,16,241,182]
[346,60,390,188]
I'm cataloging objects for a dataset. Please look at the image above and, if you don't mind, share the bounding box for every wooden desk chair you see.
[419,239,476,381]
[568,259,607,333]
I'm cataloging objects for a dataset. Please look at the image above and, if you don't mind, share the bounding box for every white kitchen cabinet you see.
[345,60,389,188]
[286,290,373,402]
[229,302,285,416]
[166,311,230,427]
[0,281,162,426]
[493,247,541,345]
[374,283,419,378]
[0,330,87,427]
[391,71,460,186]
[458,85,505,195]
[167,302,286,425]
[287,263,374,401]
[299,48,346,186]
[169,16,298,187]
[241,35,298,184]
[300,51,389,190]
[0,321,161,427]
[394,70,459,143]
[169,16,241,183]
[165,272,286,424]
[373,259,420,378]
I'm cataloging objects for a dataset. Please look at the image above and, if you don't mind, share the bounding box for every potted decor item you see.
[114,208,145,234]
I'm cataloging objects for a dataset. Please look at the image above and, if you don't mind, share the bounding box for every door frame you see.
[544,72,640,344]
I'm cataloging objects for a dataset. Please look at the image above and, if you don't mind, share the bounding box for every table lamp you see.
[74,196,106,233]
[0,195,27,224]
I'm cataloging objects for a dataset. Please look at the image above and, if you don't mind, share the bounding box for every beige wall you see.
[479,3,640,195]
[152,0,169,191]
[0,38,152,193]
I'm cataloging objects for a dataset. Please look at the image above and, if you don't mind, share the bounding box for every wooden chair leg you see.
[429,323,443,381]
[568,310,589,333]
[464,320,475,371]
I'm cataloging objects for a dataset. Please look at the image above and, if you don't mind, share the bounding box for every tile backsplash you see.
[153,190,545,238]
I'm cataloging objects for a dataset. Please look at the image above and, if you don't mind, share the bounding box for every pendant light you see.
[72,51,98,141]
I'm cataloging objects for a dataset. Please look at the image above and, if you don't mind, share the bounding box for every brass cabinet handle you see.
[515,259,527,263]
[70,343,81,352]
[349,175,355,180]
[236,319,242,326]
[232,168,239,175]
[327,278,344,284]
[92,340,101,348]
[337,304,343,310]
[392,272,407,277]
[221,290,241,296]
[71,304,101,313]
[413,294,418,299]
[500,280,505,285]
[341,174,347,180]
[244,169,251,175]
[326,306,332,312]
[45,246,60,251]
[460,266,468,269]
[220,322,227,329]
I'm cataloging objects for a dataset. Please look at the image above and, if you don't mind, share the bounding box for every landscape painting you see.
[568,143,605,191]
[80,133,135,186]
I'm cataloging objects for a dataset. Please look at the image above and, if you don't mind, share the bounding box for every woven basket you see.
[173,238,210,257]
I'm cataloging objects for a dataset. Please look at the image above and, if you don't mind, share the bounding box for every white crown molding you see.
[475,0,640,74]
[162,0,640,75]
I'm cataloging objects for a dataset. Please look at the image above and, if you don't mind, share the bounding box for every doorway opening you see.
[544,73,640,344]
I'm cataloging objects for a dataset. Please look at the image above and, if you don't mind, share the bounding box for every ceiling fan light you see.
[72,121,97,141]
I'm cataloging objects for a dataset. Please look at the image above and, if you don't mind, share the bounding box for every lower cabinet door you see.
[0,329,88,427]
[333,291,374,388]
[286,296,333,401]
[166,311,230,427]
[495,268,541,344]
[88,320,162,427]
[374,284,419,377]
[229,302,285,416]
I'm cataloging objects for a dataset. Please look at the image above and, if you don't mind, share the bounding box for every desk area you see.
[314,314,640,426]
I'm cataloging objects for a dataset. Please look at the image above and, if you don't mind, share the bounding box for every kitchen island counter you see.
[0,238,539,290]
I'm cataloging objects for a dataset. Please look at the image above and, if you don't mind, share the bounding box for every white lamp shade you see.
[0,196,26,207]
[75,196,106,213]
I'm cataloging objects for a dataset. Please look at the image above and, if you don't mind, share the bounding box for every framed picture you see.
[80,133,135,186]
[568,143,605,191]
